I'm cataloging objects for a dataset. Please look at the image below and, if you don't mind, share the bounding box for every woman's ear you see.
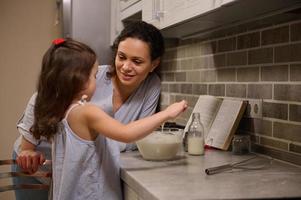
[150,58,160,72]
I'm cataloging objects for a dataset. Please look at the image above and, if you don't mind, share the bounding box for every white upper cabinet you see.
[142,0,236,30]
[115,0,301,40]
[120,0,142,20]
[111,0,122,44]
[221,0,235,5]
[110,0,142,44]
[141,0,163,29]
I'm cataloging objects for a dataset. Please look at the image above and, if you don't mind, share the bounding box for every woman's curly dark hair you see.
[108,21,165,78]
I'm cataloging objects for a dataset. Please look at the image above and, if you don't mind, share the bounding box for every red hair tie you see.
[53,38,65,45]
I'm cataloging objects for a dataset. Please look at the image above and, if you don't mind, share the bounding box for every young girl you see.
[14,21,165,199]
[17,38,187,199]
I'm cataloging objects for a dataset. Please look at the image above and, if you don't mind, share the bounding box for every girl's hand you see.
[165,100,188,119]
[16,150,45,174]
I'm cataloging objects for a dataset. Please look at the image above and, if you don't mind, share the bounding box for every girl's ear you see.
[150,58,160,72]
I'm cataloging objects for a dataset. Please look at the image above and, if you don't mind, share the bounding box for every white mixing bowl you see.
[136,128,183,161]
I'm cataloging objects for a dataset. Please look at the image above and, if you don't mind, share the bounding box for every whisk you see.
[205,156,273,175]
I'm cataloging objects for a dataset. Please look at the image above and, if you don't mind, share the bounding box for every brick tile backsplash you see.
[237,67,259,82]
[192,58,202,69]
[261,65,288,81]
[274,84,301,101]
[247,84,272,99]
[162,72,174,81]
[192,84,207,95]
[187,71,201,82]
[161,83,169,92]
[289,104,301,122]
[207,54,226,68]
[215,54,227,67]
[290,64,301,81]
[262,102,288,120]
[261,26,289,45]
[187,43,201,57]
[200,41,216,55]
[237,32,260,49]
[239,118,272,136]
[290,143,301,154]
[252,144,301,166]
[274,122,301,143]
[217,68,236,82]
[226,84,246,98]
[161,18,301,165]
[200,70,216,82]
[199,57,208,69]
[208,84,225,96]
[275,43,301,63]
[217,37,236,52]
[260,137,288,150]
[248,48,273,64]
[160,93,169,105]
[164,49,176,60]
[180,59,192,70]
[175,72,186,82]
[291,22,301,42]
[227,51,247,66]
[169,84,180,93]
[180,84,192,94]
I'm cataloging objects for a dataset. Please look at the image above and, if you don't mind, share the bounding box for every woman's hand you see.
[16,150,45,174]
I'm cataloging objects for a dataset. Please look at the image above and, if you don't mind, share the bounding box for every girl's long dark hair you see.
[31,38,96,140]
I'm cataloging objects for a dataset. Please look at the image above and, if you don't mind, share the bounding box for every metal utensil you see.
[205,156,272,175]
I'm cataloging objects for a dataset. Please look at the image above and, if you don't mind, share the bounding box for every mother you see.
[13,21,164,200]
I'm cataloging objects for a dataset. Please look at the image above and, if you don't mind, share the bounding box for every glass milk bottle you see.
[187,112,205,155]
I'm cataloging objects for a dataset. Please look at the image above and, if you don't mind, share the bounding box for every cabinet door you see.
[142,0,164,29]
[162,0,217,29]
[111,0,143,44]
[221,0,236,5]
[111,0,123,44]
[142,0,237,30]
[120,0,141,11]
[120,0,142,20]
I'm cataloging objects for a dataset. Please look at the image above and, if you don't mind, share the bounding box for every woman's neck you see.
[112,76,139,112]
[112,76,138,101]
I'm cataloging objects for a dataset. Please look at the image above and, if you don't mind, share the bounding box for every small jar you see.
[232,135,250,155]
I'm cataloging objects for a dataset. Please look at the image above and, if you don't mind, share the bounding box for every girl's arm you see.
[85,100,187,143]
[16,136,45,174]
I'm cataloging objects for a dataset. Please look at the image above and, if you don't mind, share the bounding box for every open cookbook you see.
[184,95,247,150]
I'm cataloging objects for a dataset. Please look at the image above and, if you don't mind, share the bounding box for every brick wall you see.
[160,16,301,165]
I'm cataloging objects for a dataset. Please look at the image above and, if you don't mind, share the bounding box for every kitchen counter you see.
[120,149,301,200]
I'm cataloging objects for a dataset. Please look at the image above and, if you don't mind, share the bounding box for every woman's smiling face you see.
[115,37,159,89]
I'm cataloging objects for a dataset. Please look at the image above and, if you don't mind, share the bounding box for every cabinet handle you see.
[155,10,165,19]
[152,0,165,21]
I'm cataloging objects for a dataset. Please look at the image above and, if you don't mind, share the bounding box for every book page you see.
[184,95,222,138]
[205,99,246,150]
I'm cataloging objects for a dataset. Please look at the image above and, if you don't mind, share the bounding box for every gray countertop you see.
[120,149,301,200]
